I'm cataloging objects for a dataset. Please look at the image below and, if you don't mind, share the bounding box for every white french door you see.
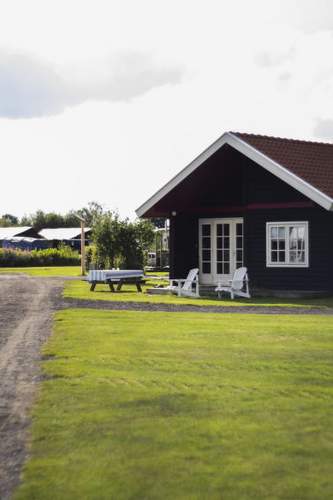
[199,218,244,285]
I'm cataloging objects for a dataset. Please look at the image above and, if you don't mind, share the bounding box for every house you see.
[136,132,333,295]
[39,227,92,250]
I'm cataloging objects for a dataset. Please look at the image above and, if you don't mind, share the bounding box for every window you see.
[266,222,309,267]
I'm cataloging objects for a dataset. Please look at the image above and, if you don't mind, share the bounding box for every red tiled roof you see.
[232,132,333,200]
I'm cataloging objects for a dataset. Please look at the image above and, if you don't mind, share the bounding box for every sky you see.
[1,0,333,219]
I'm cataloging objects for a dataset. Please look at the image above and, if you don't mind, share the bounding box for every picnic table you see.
[87,270,145,292]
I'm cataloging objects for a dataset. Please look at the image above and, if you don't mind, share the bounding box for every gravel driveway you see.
[0,273,332,499]
[0,275,63,500]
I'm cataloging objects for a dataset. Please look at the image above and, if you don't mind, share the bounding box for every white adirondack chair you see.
[215,267,250,299]
[168,268,200,297]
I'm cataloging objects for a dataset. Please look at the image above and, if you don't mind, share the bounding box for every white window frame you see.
[266,221,309,268]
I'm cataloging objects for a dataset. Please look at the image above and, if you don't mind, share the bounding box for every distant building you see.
[2,237,49,251]
[0,227,43,249]
[39,227,92,250]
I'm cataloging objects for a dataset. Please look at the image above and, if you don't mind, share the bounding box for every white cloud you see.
[286,0,333,32]
[255,49,294,68]
[0,50,184,118]
[0,52,69,118]
[314,119,333,139]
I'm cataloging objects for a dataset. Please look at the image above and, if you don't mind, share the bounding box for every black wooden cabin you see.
[137,132,333,295]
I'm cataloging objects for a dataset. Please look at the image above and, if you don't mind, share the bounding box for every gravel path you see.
[63,297,333,315]
[0,274,332,499]
[0,275,63,500]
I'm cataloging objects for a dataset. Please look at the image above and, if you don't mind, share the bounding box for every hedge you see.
[0,246,80,267]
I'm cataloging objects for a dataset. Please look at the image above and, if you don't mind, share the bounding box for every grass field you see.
[64,278,333,309]
[0,266,82,277]
[16,309,333,499]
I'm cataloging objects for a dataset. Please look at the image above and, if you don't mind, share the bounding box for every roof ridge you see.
[230,131,333,147]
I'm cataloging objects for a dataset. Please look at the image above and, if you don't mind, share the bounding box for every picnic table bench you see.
[87,270,145,292]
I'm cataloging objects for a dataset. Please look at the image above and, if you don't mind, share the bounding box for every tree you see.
[92,213,155,269]
[0,214,19,227]
[92,211,121,268]
[76,201,104,227]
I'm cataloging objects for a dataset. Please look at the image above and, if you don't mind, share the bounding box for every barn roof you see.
[0,227,35,239]
[136,132,333,216]
[39,227,91,240]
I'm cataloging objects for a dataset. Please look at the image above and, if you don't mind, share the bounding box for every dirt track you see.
[0,275,63,500]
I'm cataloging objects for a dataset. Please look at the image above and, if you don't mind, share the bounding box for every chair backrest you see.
[231,267,248,290]
[182,268,199,290]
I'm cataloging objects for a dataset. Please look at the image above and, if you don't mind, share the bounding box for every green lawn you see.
[64,278,333,309]
[16,309,333,499]
[0,266,82,277]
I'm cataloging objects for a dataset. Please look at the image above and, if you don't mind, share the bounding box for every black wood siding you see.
[245,207,333,291]
[169,215,198,278]
[167,147,333,291]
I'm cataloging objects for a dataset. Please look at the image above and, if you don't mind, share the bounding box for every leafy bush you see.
[92,213,155,269]
[0,245,80,267]
[85,244,98,270]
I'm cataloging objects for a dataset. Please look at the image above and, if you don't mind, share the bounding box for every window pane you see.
[298,227,305,239]
[237,250,243,261]
[236,223,243,236]
[236,236,243,249]
[217,250,222,261]
[202,237,211,248]
[290,250,305,263]
[271,251,278,262]
[289,226,297,241]
[271,239,278,250]
[271,227,278,239]
[224,237,230,249]
[223,263,230,274]
[278,251,285,262]
[202,262,211,273]
[217,263,222,274]
[216,237,222,249]
[298,251,305,263]
[202,224,211,236]
[290,250,296,263]
[278,240,285,250]
[224,224,230,236]
[216,224,222,236]
[290,239,297,250]
[278,227,285,239]
[297,238,304,250]
[202,250,210,261]
[223,250,230,262]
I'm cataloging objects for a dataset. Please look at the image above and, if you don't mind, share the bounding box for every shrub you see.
[0,245,80,267]
[92,213,155,269]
